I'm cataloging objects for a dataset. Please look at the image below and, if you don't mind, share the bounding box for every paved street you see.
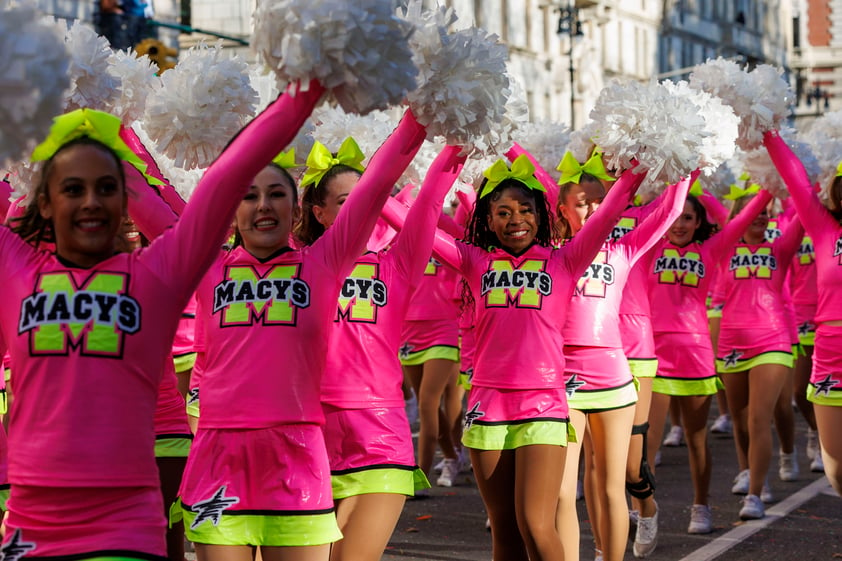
[384,407,840,561]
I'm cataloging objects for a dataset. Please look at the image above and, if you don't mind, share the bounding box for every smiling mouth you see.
[77,220,107,232]
[254,219,278,231]
[506,230,529,239]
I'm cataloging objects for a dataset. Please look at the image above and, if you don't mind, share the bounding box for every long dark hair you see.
[684,195,717,243]
[464,178,556,250]
[10,136,126,249]
[230,162,298,250]
[555,173,602,240]
[826,175,842,222]
[294,164,362,247]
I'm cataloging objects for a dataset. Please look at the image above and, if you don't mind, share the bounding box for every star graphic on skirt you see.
[565,374,586,397]
[1,529,37,561]
[723,349,743,368]
[798,321,815,336]
[814,375,840,396]
[464,402,485,429]
[398,342,414,360]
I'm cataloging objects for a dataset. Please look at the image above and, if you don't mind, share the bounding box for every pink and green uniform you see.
[0,86,324,556]
[322,146,465,500]
[564,179,691,411]
[715,190,804,373]
[177,111,428,546]
[790,234,818,346]
[647,190,772,395]
[765,131,842,405]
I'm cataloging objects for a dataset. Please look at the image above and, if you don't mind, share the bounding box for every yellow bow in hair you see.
[31,108,163,185]
[835,161,842,177]
[272,148,296,169]
[723,183,761,201]
[300,137,366,189]
[689,179,704,197]
[479,155,546,199]
[556,149,615,185]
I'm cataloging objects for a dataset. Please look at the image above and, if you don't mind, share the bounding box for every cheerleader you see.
[765,131,842,496]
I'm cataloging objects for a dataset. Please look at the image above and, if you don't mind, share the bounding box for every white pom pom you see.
[742,128,819,199]
[799,117,842,194]
[568,120,600,163]
[699,162,736,198]
[588,79,709,188]
[132,122,204,201]
[64,21,121,112]
[249,64,281,113]
[0,2,70,166]
[107,49,160,124]
[689,58,792,151]
[252,0,417,115]
[5,159,43,203]
[308,105,396,163]
[661,80,738,176]
[515,120,571,182]
[142,41,258,169]
[404,5,510,153]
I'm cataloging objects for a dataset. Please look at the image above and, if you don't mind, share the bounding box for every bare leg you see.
[677,395,713,505]
[773,367,796,454]
[472,448,528,561]
[558,409,587,561]
[584,405,636,561]
[628,377,656,518]
[261,545,330,561]
[196,545,255,561]
[814,404,842,496]
[723,372,750,474]
[331,494,405,561]
[514,445,566,561]
[745,364,788,496]
[794,346,816,430]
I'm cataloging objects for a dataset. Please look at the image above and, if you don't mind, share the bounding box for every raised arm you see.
[707,189,774,258]
[564,168,647,278]
[775,213,806,266]
[389,145,466,285]
[698,189,729,228]
[143,83,326,292]
[120,126,187,215]
[764,129,838,237]
[123,163,179,240]
[621,173,694,265]
[318,109,427,277]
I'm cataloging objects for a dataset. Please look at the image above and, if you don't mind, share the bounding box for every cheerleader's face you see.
[236,166,299,259]
[668,200,701,247]
[745,207,770,243]
[39,143,127,268]
[558,180,604,235]
[312,171,358,230]
[487,186,540,253]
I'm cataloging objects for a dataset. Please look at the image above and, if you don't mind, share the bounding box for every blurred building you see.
[790,0,842,122]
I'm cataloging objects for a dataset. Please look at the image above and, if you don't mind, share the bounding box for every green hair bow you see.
[836,161,842,177]
[689,179,704,197]
[31,108,163,186]
[723,183,760,201]
[556,149,614,185]
[480,155,546,199]
[300,137,366,189]
[272,148,296,169]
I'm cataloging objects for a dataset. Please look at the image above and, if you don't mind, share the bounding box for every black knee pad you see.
[626,422,656,499]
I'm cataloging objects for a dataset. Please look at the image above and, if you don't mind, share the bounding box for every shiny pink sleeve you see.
[707,189,774,259]
[120,126,187,215]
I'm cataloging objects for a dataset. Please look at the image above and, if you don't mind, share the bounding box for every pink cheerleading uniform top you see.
[765,130,842,324]
[648,190,774,334]
[0,85,324,489]
[719,196,804,332]
[563,179,691,347]
[403,258,461,321]
[154,358,189,435]
[172,294,197,363]
[615,200,660,318]
[789,235,818,325]
[195,111,428,430]
[321,146,465,409]
[423,169,648,391]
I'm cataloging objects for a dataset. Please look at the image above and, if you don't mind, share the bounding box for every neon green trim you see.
[176,500,342,546]
[331,467,429,499]
[798,332,815,347]
[0,389,7,416]
[399,346,459,366]
[462,420,575,450]
[458,372,472,390]
[716,351,793,373]
[4,368,9,383]
[628,359,658,379]
[652,376,721,396]
[186,399,200,418]
[807,384,842,406]
[173,352,197,373]
[154,436,192,458]
[0,487,8,511]
[567,381,638,411]
[706,308,722,319]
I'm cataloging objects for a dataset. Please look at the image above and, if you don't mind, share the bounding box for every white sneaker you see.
[629,509,639,526]
[433,459,445,473]
[806,428,819,461]
[761,481,774,503]
[731,469,750,495]
[779,449,799,482]
[459,446,472,472]
[710,414,732,435]
[688,504,713,534]
[811,451,825,473]
[663,425,684,447]
[633,506,658,558]
[739,494,764,520]
[436,458,459,487]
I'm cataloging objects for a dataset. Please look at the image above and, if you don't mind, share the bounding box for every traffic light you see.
[135,38,178,73]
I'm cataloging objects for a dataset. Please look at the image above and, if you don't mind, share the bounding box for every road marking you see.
[678,477,831,561]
